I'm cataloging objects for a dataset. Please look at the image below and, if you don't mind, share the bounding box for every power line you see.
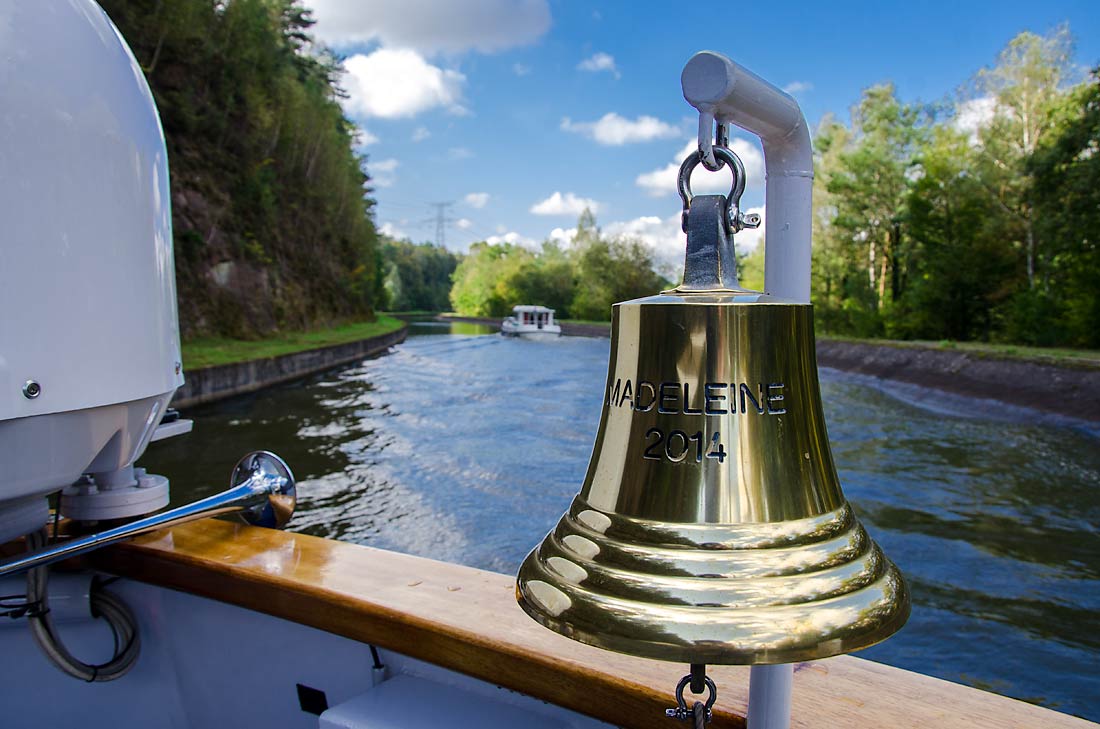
[421,201,457,248]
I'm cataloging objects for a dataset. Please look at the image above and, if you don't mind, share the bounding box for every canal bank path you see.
[441,314,1100,425]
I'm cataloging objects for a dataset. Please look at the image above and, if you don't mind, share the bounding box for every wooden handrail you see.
[88,520,1094,729]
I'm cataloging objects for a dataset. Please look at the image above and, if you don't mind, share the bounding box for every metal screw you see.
[22,380,41,399]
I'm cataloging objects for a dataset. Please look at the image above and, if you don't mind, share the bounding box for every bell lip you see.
[515,556,911,666]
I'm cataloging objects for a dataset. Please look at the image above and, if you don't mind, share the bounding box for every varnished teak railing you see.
[89,521,1093,729]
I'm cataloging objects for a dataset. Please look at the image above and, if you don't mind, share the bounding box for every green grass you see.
[181,316,405,369]
[819,333,1100,368]
[429,315,1098,367]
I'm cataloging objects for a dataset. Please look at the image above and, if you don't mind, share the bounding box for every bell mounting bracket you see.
[681,51,815,303]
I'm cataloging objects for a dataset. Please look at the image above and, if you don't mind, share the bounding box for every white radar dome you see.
[0,1,184,542]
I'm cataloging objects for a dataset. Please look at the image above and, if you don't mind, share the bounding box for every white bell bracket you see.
[681,51,814,304]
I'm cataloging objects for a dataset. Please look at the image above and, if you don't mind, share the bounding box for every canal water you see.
[145,321,1100,722]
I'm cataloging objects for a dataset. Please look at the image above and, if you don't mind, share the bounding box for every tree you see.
[508,243,575,316]
[569,211,666,320]
[826,85,929,318]
[381,238,459,312]
[449,211,666,321]
[900,126,1016,340]
[1027,70,1100,346]
[969,26,1077,291]
[450,243,534,317]
[811,115,868,334]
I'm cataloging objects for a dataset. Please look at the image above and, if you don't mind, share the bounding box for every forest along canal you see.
[145,320,1100,722]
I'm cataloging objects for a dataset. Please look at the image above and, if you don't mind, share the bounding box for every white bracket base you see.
[61,468,170,522]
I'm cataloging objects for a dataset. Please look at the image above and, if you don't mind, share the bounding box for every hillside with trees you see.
[101,0,384,340]
[811,28,1098,347]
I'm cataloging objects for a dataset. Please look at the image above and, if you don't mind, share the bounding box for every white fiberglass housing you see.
[0,1,183,540]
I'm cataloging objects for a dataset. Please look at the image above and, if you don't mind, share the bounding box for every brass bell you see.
[516,55,909,668]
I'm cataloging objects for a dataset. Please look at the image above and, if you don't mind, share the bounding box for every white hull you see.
[1,577,608,729]
[501,320,562,338]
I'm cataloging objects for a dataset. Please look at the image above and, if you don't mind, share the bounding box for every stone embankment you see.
[814,339,1098,423]
[439,316,1099,423]
[172,325,407,409]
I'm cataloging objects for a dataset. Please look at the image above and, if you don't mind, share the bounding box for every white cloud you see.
[464,192,489,208]
[561,113,679,146]
[486,231,538,248]
[456,218,473,229]
[379,221,408,239]
[577,52,619,79]
[548,227,577,246]
[448,147,474,160]
[342,49,466,119]
[783,81,813,94]
[601,206,766,277]
[530,191,601,216]
[955,96,996,142]
[411,126,431,142]
[357,127,380,146]
[370,157,399,187]
[636,139,765,198]
[513,62,531,76]
[604,214,683,269]
[307,0,551,54]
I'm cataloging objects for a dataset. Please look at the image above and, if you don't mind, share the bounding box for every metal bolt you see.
[22,380,41,399]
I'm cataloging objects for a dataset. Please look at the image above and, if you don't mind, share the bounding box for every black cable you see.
[0,594,40,620]
[24,531,140,682]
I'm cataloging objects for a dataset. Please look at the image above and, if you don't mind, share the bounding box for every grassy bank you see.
[181,316,405,369]
[435,312,1100,368]
[819,334,1100,369]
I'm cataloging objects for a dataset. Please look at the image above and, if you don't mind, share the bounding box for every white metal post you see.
[747,664,793,729]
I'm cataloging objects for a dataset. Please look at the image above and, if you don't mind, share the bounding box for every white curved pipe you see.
[681,51,813,303]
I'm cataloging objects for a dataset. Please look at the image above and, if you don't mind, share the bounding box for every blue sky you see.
[304,0,1099,266]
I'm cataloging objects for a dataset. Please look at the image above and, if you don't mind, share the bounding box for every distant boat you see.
[501,305,562,339]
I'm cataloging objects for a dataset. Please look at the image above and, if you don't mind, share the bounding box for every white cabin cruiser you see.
[0,4,1092,729]
[501,305,562,338]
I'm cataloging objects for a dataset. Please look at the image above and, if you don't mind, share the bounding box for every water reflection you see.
[144,322,1100,721]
